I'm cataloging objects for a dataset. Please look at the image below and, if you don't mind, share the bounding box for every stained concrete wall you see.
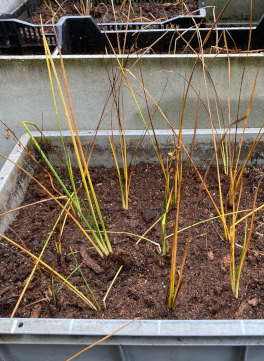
[0,0,21,14]
[199,0,264,25]
[0,54,264,169]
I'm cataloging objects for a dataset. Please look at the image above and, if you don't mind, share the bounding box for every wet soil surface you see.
[30,0,199,24]
[1,162,264,320]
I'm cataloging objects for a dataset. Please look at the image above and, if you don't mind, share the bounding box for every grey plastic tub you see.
[1,129,264,361]
[1,318,264,361]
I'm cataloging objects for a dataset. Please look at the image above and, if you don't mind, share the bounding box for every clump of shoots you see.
[167,173,181,309]
[167,141,184,309]
[161,150,175,255]
[119,0,136,22]
[105,124,130,210]
[37,22,111,257]
[77,0,92,16]
[208,57,264,245]
[104,70,130,209]
[229,174,263,298]
[44,0,93,19]
[102,34,168,209]
[197,4,263,248]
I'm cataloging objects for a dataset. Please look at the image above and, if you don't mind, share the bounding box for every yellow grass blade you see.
[103,265,123,309]
[66,318,138,361]
[0,233,97,311]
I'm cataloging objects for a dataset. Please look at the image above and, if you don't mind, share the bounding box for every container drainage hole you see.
[18,322,23,328]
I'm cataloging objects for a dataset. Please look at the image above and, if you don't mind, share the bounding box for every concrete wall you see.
[0,0,21,14]
[0,53,264,169]
[200,0,264,25]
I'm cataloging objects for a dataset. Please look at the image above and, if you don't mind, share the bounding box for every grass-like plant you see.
[194,9,264,297]
[196,54,264,299]
[103,64,131,210]
[0,148,103,314]
[1,0,264,321]
[25,21,112,258]
[43,0,93,20]
[120,4,264,305]
[99,16,171,210]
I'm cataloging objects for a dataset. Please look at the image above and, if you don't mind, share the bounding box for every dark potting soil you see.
[30,0,199,25]
[28,1,249,55]
[1,162,264,320]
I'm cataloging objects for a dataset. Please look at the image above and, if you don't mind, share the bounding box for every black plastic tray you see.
[0,0,42,20]
[0,20,55,54]
[0,0,206,54]
[57,14,264,54]
[2,14,264,55]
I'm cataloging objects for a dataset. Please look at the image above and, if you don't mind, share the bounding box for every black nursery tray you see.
[0,0,42,20]
[1,0,264,55]
[1,13,264,56]
[0,0,206,54]
[56,14,264,54]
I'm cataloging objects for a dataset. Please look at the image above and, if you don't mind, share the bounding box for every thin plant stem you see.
[70,247,100,310]
[1,233,97,312]
[103,265,123,308]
